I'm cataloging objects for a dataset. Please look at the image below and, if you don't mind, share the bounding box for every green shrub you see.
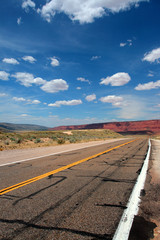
[69,137,77,143]
[51,136,57,141]
[57,138,65,144]
[10,137,15,142]
[34,138,41,143]
[15,138,22,144]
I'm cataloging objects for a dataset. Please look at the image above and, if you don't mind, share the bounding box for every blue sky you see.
[0,0,160,127]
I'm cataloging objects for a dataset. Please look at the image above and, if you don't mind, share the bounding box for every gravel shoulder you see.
[0,138,125,166]
[137,139,160,240]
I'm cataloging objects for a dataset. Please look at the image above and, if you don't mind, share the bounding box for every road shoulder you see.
[130,139,160,240]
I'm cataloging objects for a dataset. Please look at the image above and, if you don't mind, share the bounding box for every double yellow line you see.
[0,139,137,196]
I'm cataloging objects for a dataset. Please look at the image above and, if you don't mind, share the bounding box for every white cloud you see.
[41,79,69,93]
[48,99,82,107]
[2,58,19,65]
[22,55,36,63]
[22,0,35,10]
[39,0,148,24]
[91,56,101,60]
[20,114,29,117]
[33,77,46,85]
[27,99,41,104]
[120,39,133,47]
[120,43,127,47]
[13,97,26,102]
[77,77,90,84]
[100,95,124,107]
[17,17,22,25]
[50,57,60,67]
[85,94,96,102]
[13,97,41,105]
[147,71,154,77]
[0,71,10,81]
[100,72,131,86]
[12,72,35,87]
[12,72,46,87]
[135,80,160,90]
[143,47,160,63]
[0,93,8,97]
[76,87,81,90]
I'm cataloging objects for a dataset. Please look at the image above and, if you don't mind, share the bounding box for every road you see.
[0,138,149,240]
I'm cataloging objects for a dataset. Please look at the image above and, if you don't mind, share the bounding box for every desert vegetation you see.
[0,129,122,151]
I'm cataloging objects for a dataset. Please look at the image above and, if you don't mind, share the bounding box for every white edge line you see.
[112,139,151,240]
[0,139,122,167]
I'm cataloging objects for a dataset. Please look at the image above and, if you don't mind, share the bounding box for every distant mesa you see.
[50,119,160,134]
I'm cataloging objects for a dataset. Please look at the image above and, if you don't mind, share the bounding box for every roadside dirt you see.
[149,140,160,240]
[133,139,160,240]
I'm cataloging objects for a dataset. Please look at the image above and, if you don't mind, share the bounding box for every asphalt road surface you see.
[0,138,149,240]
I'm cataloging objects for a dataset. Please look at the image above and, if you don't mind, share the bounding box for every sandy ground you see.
[0,138,124,166]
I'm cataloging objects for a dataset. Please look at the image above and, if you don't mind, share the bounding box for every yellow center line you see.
[0,139,137,196]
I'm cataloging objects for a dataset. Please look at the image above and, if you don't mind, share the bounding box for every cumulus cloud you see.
[39,0,148,24]
[27,99,41,104]
[13,97,26,102]
[22,56,36,63]
[41,79,69,93]
[50,57,60,67]
[33,77,46,85]
[17,17,22,25]
[22,0,35,11]
[13,97,41,104]
[135,80,160,90]
[2,58,19,65]
[12,72,46,87]
[0,71,10,81]
[100,95,124,107]
[100,72,131,86]
[143,47,160,63]
[85,94,96,102]
[48,99,82,107]
[77,77,90,84]
[12,72,35,87]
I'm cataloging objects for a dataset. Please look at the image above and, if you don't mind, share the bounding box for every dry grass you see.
[0,129,122,151]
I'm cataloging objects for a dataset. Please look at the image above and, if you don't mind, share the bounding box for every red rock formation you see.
[50,119,160,134]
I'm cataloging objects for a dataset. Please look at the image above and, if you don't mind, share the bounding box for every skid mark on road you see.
[0,218,112,240]
[12,176,67,206]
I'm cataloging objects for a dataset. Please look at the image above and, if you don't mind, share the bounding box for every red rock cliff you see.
[50,119,160,134]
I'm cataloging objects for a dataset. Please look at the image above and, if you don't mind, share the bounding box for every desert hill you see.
[0,123,48,132]
[51,119,160,134]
